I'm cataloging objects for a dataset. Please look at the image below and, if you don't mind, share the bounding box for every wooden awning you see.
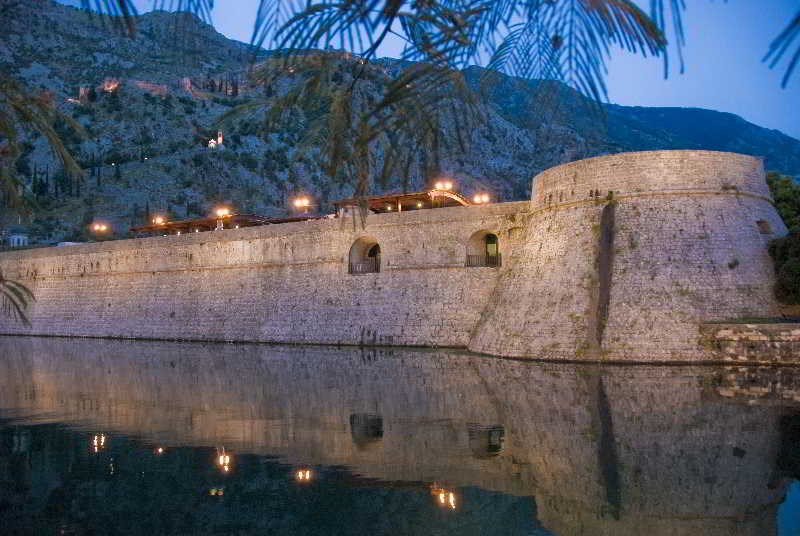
[130,214,320,235]
[332,188,473,213]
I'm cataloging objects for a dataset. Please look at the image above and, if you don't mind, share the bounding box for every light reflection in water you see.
[0,337,797,535]
[90,433,106,453]
[295,468,313,482]
[432,486,458,510]
[215,448,232,473]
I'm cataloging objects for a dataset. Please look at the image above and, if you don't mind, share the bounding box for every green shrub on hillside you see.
[767,171,800,231]
[766,172,800,304]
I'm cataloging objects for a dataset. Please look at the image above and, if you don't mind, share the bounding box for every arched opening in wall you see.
[349,236,381,274]
[466,230,501,267]
[468,424,505,458]
[350,413,384,450]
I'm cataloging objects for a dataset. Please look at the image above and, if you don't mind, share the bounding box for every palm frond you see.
[545,0,665,102]
[649,0,687,76]
[79,0,215,37]
[0,269,34,326]
[0,75,86,210]
[765,8,800,88]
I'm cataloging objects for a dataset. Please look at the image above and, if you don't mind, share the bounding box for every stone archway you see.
[349,236,381,274]
[466,230,501,267]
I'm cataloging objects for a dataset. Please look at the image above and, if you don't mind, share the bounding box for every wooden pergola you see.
[130,214,320,236]
[333,188,474,214]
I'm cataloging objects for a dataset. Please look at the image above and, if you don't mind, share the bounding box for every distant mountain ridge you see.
[2,0,799,242]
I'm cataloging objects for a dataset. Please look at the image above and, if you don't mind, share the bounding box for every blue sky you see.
[59,1,800,139]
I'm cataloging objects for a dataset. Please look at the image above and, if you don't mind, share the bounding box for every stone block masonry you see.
[0,150,791,362]
[700,323,800,364]
[469,151,788,362]
[0,200,530,348]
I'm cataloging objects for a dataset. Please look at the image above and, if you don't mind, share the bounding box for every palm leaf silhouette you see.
[0,268,34,326]
[765,8,800,88]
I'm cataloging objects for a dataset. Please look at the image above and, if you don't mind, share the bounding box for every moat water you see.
[0,336,798,535]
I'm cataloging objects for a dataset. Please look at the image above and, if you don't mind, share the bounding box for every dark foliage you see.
[767,171,800,232]
[769,231,800,305]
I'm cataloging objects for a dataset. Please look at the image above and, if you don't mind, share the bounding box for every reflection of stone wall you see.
[709,366,800,405]
[0,151,788,362]
[0,337,789,535]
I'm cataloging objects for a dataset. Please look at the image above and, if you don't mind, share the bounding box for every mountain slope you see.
[2,0,799,243]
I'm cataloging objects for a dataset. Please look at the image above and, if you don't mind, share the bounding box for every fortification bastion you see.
[0,150,792,362]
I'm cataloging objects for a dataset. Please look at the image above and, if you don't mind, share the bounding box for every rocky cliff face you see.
[3,0,800,243]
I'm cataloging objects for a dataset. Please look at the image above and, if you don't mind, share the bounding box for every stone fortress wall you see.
[470,150,788,361]
[0,199,531,348]
[0,150,789,362]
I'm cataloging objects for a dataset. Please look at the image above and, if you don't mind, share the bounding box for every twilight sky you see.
[60,0,800,139]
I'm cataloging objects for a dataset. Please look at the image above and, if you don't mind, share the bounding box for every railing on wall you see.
[465,254,502,268]
[349,257,381,274]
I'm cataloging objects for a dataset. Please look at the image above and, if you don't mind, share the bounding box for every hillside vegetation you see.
[3,0,800,243]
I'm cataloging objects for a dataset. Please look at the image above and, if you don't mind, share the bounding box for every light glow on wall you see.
[434,180,454,190]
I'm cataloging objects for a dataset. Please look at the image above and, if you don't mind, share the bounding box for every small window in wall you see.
[468,424,505,458]
[466,231,502,267]
[350,413,384,450]
[349,236,381,274]
[756,220,772,235]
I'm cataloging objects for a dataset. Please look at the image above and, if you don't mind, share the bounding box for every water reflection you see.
[0,337,798,535]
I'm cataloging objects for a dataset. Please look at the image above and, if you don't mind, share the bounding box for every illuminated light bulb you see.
[444,181,453,190]
[153,216,165,225]
[439,492,446,504]
[416,202,423,208]
[473,194,481,204]
[194,229,199,233]
[234,225,239,229]
[176,231,181,236]
[435,182,443,190]
[155,447,164,454]
[215,208,230,218]
[386,205,392,211]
